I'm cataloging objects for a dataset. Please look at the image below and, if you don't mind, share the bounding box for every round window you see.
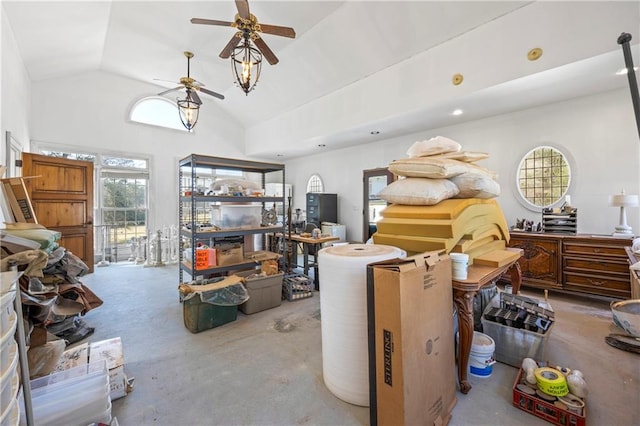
[516,146,571,209]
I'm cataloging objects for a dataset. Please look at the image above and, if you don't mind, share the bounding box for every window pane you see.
[103,156,147,169]
[306,174,324,193]
[130,97,188,132]
[40,150,96,162]
[517,146,571,208]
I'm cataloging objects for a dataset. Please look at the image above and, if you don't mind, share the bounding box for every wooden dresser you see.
[506,232,632,299]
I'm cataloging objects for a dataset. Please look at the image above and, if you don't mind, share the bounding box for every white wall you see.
[1,9,31,167]
[284,88,640,242]
[1,9,32,227]
[30,71,246,232]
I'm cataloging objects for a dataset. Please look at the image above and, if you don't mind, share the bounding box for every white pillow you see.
[406,136,462,158]
[378,178,459,205]
[389,157,498,179]
[450,173,501,199]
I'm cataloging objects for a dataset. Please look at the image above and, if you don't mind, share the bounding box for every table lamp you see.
[610,189,639,237]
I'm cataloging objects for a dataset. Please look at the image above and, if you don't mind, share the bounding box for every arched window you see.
[306,174,324,193]
[129,96,189,132]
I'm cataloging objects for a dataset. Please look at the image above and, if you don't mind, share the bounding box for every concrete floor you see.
[77,262,640,426]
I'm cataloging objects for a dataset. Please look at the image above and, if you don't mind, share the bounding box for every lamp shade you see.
[610,192,639,207]
[177,91,200,131]
[231,35,262,95]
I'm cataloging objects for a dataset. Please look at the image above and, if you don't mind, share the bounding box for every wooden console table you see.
[285,234,339,288]
[452,248,523,394]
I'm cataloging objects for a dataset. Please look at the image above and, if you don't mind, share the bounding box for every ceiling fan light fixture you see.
[232,34,262,95]
[177,90,200,131]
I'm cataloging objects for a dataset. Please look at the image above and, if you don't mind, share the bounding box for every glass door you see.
[363,168,394,242]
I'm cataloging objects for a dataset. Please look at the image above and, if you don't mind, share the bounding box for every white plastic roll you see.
[318,243,405,406]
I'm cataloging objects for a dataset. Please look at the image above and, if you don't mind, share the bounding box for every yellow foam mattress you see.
[380,198,498,220]
[474,248,522,267]
[452,239,506,265]
[372,232,458,253]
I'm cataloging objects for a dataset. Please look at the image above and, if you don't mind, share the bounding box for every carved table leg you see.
[453,288,477,394]
[508,261,522,294]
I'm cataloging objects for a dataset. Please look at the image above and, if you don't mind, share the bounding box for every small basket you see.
[283,273,314,301]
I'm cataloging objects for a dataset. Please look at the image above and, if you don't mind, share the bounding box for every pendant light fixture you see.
[231,30,263,95]
[177,88,200,131]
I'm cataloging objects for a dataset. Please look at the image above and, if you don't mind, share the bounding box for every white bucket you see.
[469,331,496,377]
[450,253,469,280]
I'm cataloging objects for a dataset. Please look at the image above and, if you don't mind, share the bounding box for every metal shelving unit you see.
[178,154,286,283]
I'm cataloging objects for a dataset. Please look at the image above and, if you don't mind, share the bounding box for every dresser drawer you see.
[564,271,630,298]
[563,242,626,258]
[563,256,629,277]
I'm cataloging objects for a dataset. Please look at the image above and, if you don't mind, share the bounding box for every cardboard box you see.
[53,342,89,373]
[89,337,127,400]
[367,251,457,426]
[54,337,129,401]
[216,243,243,266]
[1,177,37,223]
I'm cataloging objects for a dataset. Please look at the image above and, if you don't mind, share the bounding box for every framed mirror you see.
[363,168,394,242]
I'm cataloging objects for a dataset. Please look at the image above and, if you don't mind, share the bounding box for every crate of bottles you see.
[283,273,314,301]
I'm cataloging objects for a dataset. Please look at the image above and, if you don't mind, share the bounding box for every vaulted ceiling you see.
[3,1,639,159]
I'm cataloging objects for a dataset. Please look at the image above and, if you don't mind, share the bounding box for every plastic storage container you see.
[0,397,19,426]
[211,204,262,229]
[1,286,16,335]
[1,312,17,374]
[20,361,111,426]
[182,294,238,333]
[236,270,284,314]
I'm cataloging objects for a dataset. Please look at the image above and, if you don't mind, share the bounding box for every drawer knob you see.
[593,248,601,253]
[588,279,605,286]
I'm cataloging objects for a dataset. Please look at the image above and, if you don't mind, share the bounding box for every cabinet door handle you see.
[587,279,606,286]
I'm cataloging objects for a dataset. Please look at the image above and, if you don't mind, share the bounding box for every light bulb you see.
[242,61,251,84]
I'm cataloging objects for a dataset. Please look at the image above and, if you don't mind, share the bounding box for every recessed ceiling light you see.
[616,66,639,75]
[452,109,464,116]
[318,144,326,148]
[370,131,380,135]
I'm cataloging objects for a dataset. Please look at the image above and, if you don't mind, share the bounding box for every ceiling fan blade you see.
[220,34,241,59]
[235,0,250,20]
[190,18,235,27]
[199,87,225,101]
[158,86,183,96]
[190,90,203,105]
[254,37,279,65]
[258,24,296,39]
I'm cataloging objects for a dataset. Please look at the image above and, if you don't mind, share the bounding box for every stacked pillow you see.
[373,136,514,265]
[379,136,500,205]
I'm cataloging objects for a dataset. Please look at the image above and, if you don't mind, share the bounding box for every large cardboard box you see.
[89,337,128,400]
[367,251,457,426]
[216,243,243,266]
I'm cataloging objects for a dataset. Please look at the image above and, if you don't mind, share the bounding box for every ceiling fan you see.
[191,0,296,66]
[157,51,224,102]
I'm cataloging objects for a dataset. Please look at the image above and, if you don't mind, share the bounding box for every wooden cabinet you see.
[507,232,631,299]
[508,234,561,289]
[563,237,631,299]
